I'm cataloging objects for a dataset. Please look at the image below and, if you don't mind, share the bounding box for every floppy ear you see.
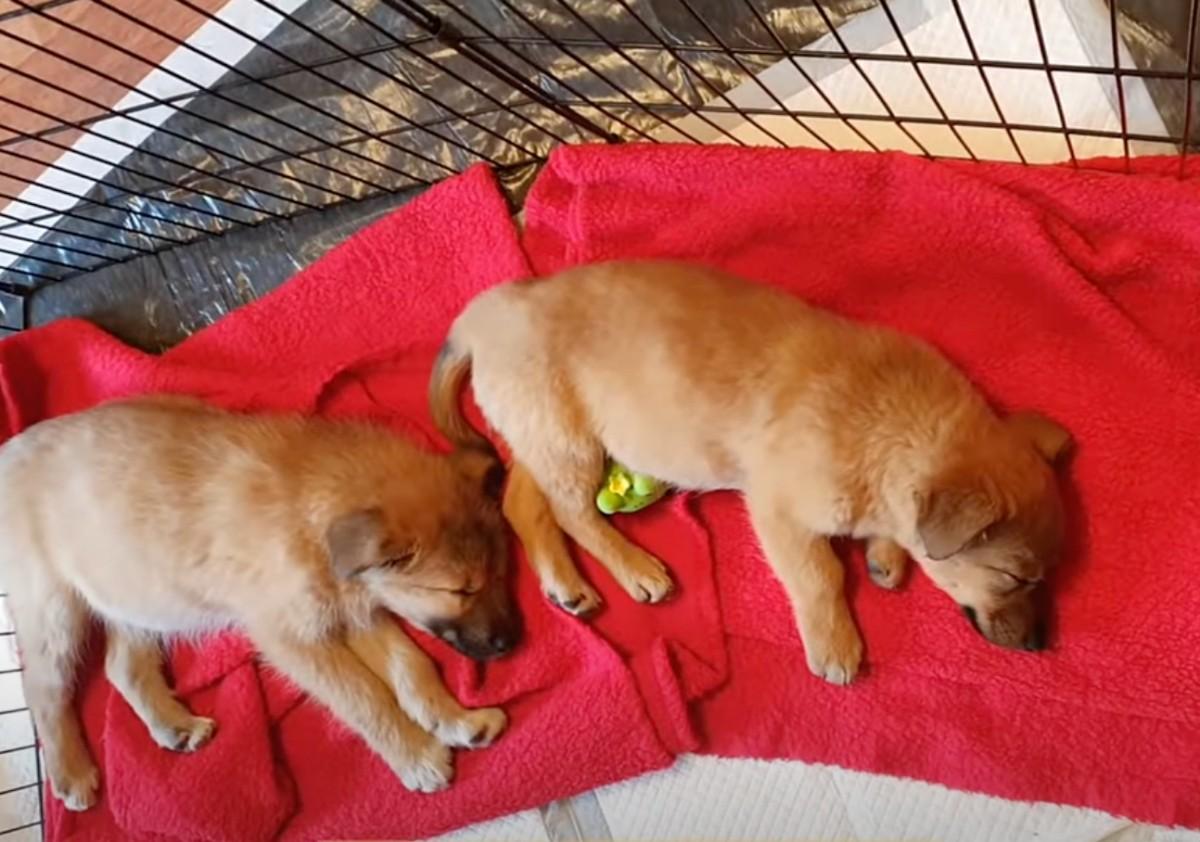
[916,486,1001,560]
[1006,411,1073,465]
[324,507,411,580]
[451,447,506,500]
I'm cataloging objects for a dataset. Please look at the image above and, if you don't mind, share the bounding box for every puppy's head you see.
[913,411,1072,652]
[324,448,521,660]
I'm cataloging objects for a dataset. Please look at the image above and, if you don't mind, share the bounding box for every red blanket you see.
[12,145,1200,839]
[523,145,1200,827]
[20,167,678,842]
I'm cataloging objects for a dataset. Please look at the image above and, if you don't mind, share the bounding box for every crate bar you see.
[0,61,339,211]
[158,0,469,177]
[948,0,1027,164]
[0,35,435,152]
[0,188,185,247]
[1108,0,1130,171]
[0,114,271,222]
[879,0,974,159]
[0,0,76,21]
[0,93,310,215]
[242,0,541,164]
[175,102,545,191]
[0,228,117,262]
[1182,0,1200,177]
[0,820,42,837]
[678,0,833,150]
[1026,0,1077,167]
[0,245,95,271]
[384,0,622,143]
[34,718,44,838]
[588,99,1184,145]
[0,150,231,237]
[614,0,790,146]
[56,0,436,190]
[0,265,57,284]
[0,133,256,228]
[327,0,573,148]
[487,0,676,145]
[11,0,406,195]
[809,0,930,156]
[449,0,686,144]
[236,0,519,167]
[0,209,151,253]
[739,0,880,152]
[447,33,1200,82]
[495,0,717,143]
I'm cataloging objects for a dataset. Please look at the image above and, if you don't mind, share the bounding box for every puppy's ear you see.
[1006,411,1073,465]
[324,507,413,580]
[916,486,1001,560]
[451,447,506,500]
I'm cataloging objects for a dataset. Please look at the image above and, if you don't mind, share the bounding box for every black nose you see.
[1024,619,1047,652]
[487,629,518,656]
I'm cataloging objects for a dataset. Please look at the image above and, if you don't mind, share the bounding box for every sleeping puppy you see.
[429,260,1071,685]
[0,396,519,811]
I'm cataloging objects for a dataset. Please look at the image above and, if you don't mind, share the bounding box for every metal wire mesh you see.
[0,0,1197,837]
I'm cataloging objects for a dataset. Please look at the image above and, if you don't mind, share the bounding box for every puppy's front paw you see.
[437,706,507,749]
[396,740,453,794]
[803,614,863,686]
[545,578,603,617]
[865,537,908,590]
[51,761,99,812]
[152,715,217,753]
[614,551,674,604]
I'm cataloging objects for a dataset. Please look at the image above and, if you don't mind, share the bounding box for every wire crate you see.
[0,0,1197,838]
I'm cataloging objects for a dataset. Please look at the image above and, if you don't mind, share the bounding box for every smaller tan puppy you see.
[431,261,1071,685]
[0,397,519,811]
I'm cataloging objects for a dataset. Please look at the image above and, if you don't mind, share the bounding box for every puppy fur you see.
[0,396,519,811]
[430,260,1072,685]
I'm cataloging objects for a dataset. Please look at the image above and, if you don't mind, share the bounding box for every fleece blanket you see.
[522,145,1200,828]
[11,144,1200,839]
[16,167,681,842]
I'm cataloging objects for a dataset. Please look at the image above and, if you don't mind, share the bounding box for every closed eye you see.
[986,566,1040,594]
[423,585,480,597]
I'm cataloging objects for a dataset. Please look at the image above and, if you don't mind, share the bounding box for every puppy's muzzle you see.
[961,604,1046,652]
[431,616,523,661]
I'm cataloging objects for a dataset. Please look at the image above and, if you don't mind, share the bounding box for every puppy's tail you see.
[429,333,490,451]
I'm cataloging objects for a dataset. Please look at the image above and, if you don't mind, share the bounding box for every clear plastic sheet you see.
[13,0,877,290]
[11,0,1196,349]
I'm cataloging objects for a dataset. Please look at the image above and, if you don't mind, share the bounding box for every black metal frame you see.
[0,0,1196,837]
[0,0,1196,301]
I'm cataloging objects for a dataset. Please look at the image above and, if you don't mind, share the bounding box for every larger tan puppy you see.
[430,261,1071,685]
[0,397,519,811]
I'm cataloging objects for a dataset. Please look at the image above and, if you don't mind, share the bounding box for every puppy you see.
[0,396,519,811]
[429,260,1071,685]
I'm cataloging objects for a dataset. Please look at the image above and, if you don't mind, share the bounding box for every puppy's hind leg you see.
[11,582,98,811]
[502,460,601,616]
[104,625,215,753]
[524,447,674,604]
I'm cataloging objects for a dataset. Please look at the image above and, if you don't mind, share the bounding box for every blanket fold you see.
[19,144,1200,838]
[521,144,1200,828]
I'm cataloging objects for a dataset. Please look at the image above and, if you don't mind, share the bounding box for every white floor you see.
[439,755,1200,842]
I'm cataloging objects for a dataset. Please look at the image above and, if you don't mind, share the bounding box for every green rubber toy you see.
[596,461,668,515]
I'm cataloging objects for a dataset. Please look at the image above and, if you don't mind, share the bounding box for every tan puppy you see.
[0,396,519,811]
[430,260,1071,685]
